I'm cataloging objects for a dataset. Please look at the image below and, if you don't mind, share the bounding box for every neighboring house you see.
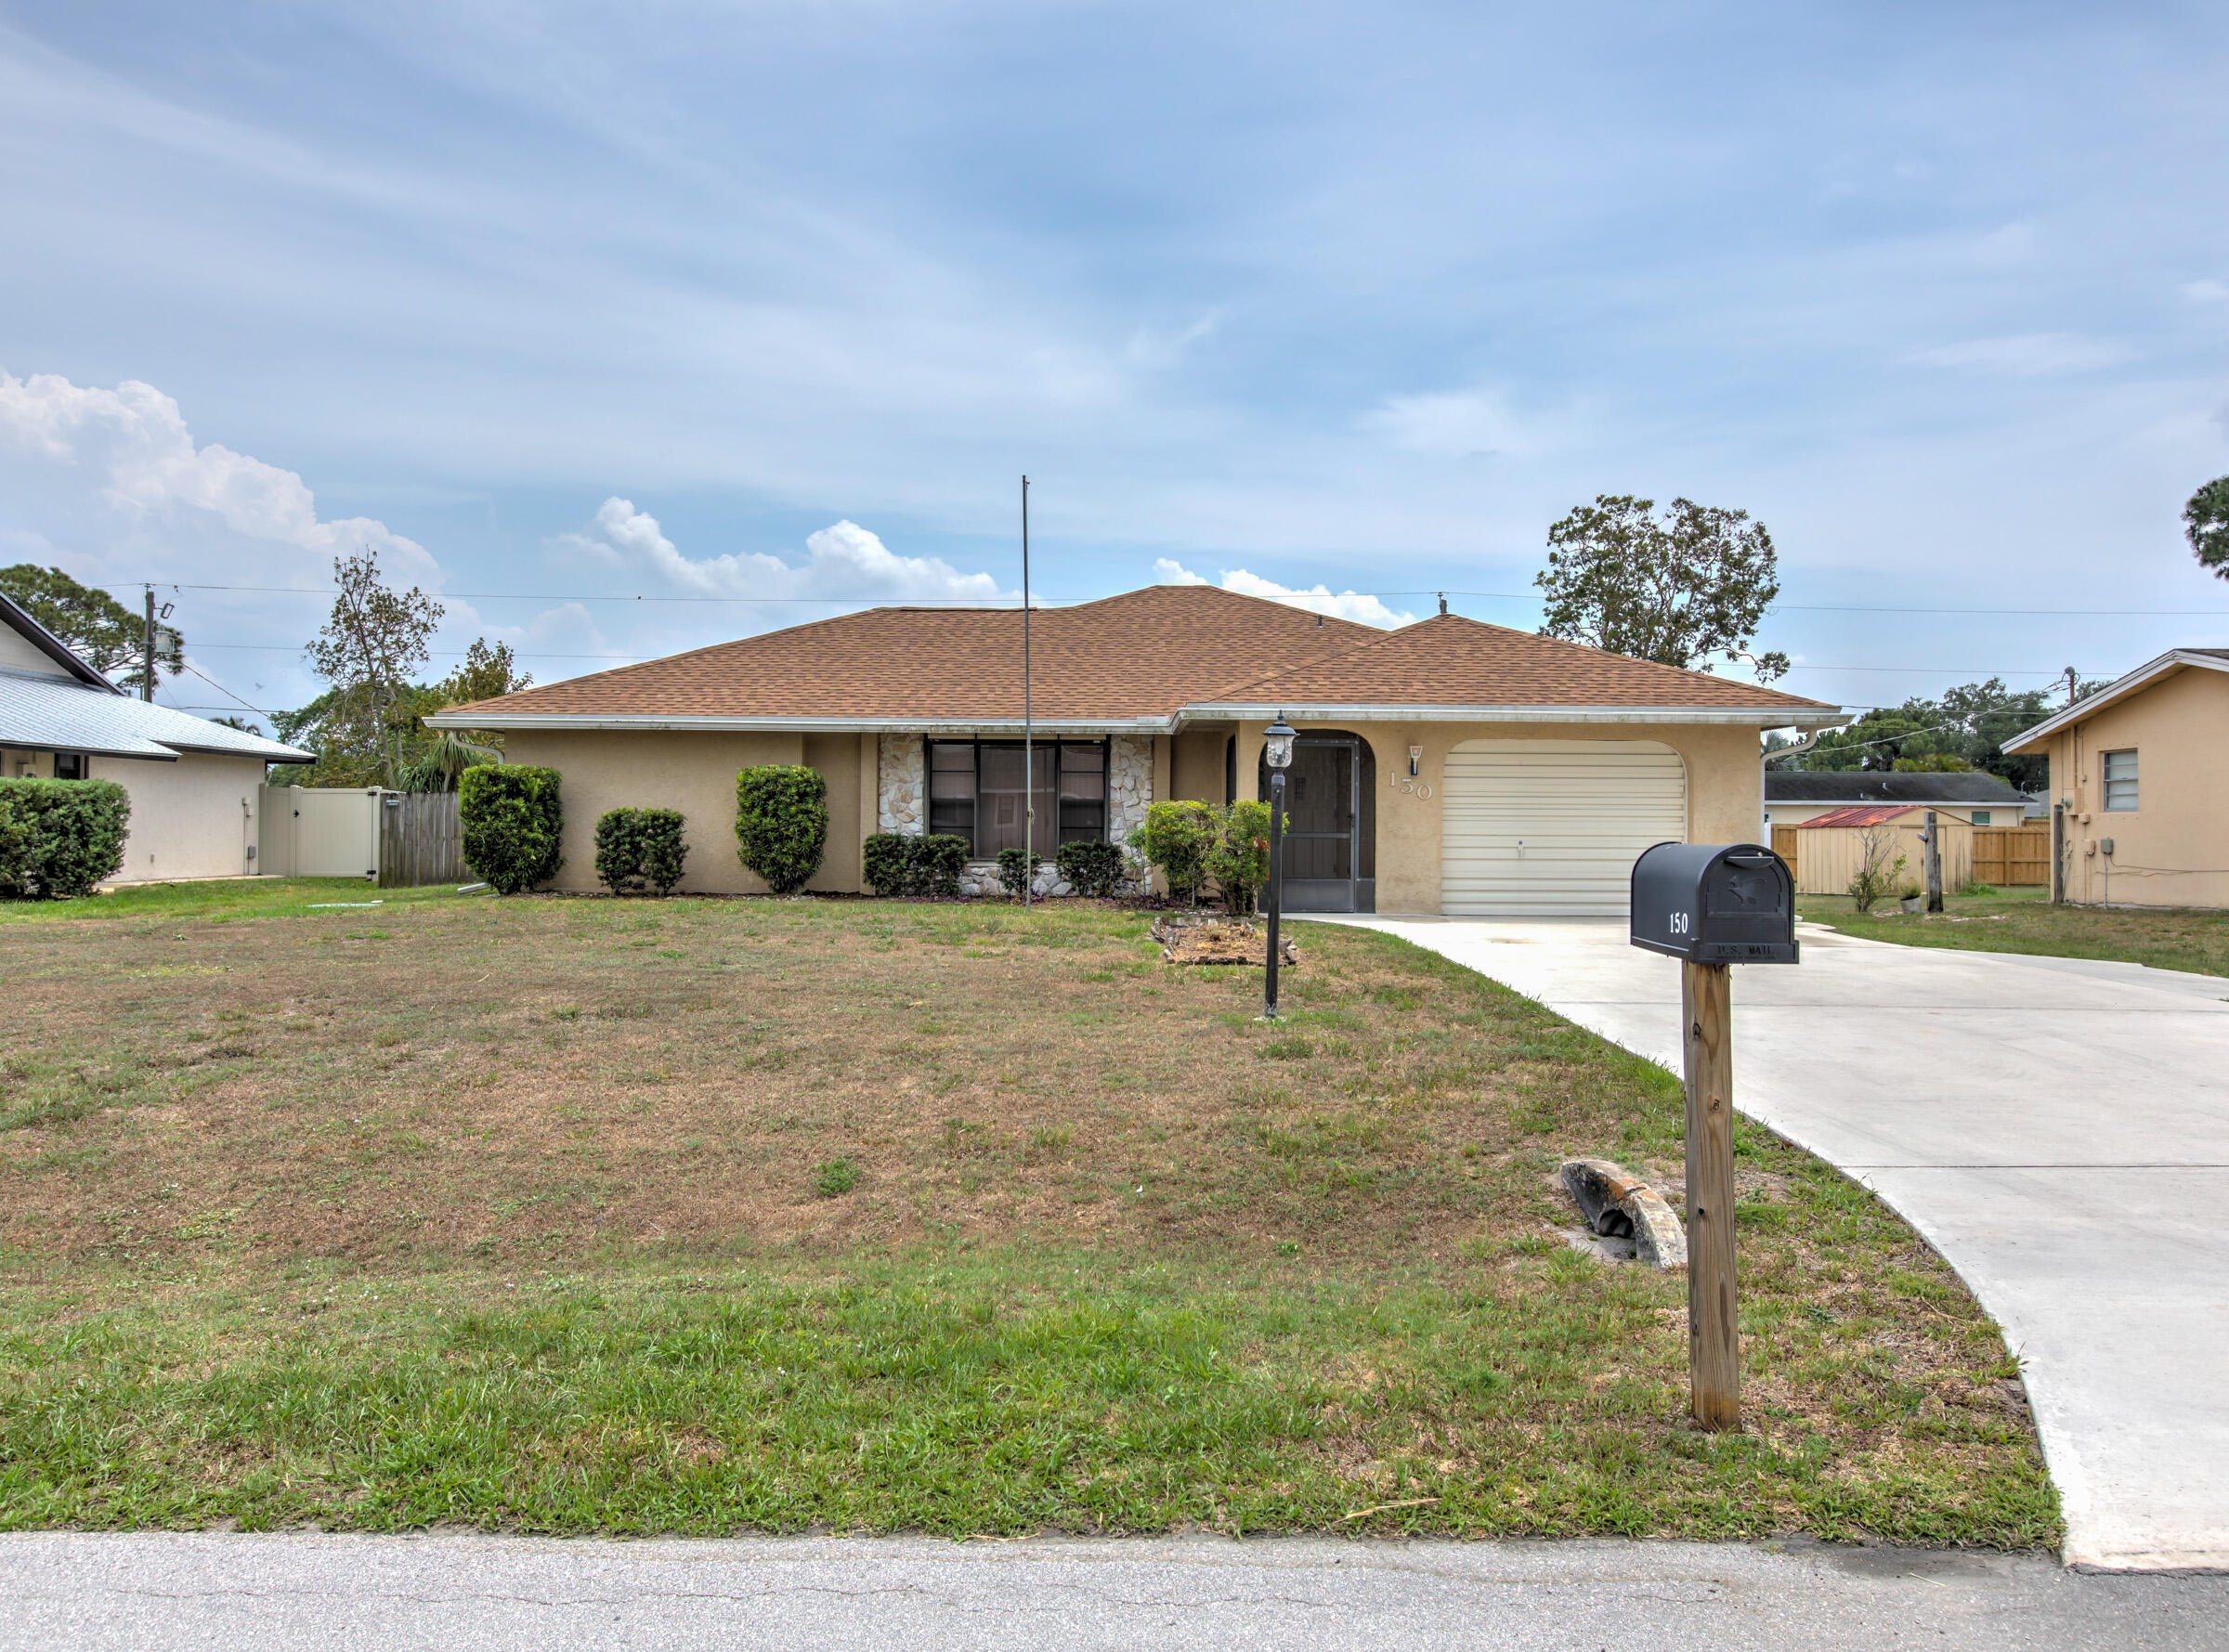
[0,591,315,882]
[2004,647,2229,909]
[1763,770,2031,828]
[427,585,1844,916]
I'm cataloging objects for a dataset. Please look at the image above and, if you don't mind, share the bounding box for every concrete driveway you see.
[1311,916,2229,1572]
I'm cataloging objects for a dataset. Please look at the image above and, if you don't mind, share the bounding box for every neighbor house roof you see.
[0,670,316,764]
[2004,648,2229,754]
[0,590,313,764]
[430,585,1844,733]
[1766,771,2028,806]
[1797,805,1912,829]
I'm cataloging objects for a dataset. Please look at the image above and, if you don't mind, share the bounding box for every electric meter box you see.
[1630,843,1799,965]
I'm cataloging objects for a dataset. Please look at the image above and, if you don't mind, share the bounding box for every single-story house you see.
[429,585,1843,916]
[1763,769,2030,829]
[2004,647,2229,909]
[0,590,315,882]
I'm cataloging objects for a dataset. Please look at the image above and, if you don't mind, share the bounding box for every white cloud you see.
[1903,332,2128,376]
[2183,280,2229,304]
[0,371,442,587]
[553,497,1010,605]
[1359,386,1552,460]
[1151,558,1415,628]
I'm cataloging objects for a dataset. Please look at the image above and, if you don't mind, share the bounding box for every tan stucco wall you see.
[2035,666,2229,909]
[1213,719,1765,915]
[502,730,873,895]
[1171,727,1231,806]
[88,752,267,883]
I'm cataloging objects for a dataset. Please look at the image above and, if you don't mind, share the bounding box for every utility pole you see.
[2063,666,2079,707]
[1923,810,1944,914]
[1021,475,1033,912]
[141,587,157,702]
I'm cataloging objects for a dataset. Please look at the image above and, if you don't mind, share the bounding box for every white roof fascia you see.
[2003,650,2229,754]
[422,712,1180,735]
[1175,702,1851,729]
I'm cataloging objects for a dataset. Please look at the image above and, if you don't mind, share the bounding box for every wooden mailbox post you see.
[1630,842,1800,1430]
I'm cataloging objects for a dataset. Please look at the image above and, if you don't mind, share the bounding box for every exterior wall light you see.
[1408,744,1422,778]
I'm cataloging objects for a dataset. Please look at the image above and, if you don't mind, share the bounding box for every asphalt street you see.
[5,1531,2225,1651]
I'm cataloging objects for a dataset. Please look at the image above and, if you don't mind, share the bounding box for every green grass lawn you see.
[1799,887,2229,980]
[0,879,2056,1545]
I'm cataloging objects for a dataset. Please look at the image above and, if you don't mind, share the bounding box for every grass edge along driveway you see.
[1798,888,2229,981]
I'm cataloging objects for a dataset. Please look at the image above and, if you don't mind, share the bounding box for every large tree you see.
[1534,495,1788,681]
[302,550,445,786]
[0,564,182,692]
[2187,475,2229,580]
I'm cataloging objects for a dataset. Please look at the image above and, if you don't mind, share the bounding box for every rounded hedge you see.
[593,806,688,895]
[459,764,564,894]
[735,765,828,895]
[0,777,131,899]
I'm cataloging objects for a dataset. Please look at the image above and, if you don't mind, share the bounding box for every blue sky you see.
[2,0,2225,723]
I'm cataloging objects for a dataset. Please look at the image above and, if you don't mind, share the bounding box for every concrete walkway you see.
[1310,916,2229,1572]
[6,1531,2224,1650]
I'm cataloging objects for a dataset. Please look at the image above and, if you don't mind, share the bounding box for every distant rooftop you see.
[1766,771,2027,806]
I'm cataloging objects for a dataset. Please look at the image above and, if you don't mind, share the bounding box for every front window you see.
[926,739,1107,857]
[2102,749,2137,812]
[52,752,89,780]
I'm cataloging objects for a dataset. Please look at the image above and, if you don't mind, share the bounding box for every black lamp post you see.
[1261,713,1296,1021]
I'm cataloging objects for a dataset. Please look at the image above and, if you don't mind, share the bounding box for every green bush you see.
[1960,880,1999,898]
[1127,801,1217,905]
[735,765,828,895]
[860,832,971,898]
[1206,799,1274,914]
[0,778,131,899]
[918,834,970,897]
[593,807,688,895]
[996,846,1043,897]
[459,765,564,895]
[1054,839,1127,899]
[862,832,913,897]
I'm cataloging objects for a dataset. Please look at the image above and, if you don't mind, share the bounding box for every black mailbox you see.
[1630,842,1798,965]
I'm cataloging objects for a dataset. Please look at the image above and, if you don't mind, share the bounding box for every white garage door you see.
[1440,739,1687,917]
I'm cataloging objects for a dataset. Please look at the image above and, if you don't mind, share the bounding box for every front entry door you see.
[1274,735,1371,912]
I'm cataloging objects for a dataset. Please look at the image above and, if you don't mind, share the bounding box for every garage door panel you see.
[1440,739,1686,917]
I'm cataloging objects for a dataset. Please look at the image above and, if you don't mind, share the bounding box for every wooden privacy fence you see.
[1973,825,2050,887]
[1778,820,1973,897]
[378,791,464,888]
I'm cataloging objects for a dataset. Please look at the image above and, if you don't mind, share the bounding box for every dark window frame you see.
[52,752,91,780]
[924,737,1110,858]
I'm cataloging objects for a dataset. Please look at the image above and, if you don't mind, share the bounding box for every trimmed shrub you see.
[593,807,688,895]
[459,764,564,895]
[0,778,131,899]
[735,765,828,895]
[1055,839,1126,899]
[862,832,913,898]
[1127,800,1217,905]
[918,834,970,897]
[996,846,1043,897]
[1206,799,1273,914]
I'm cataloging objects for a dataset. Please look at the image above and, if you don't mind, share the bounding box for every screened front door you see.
[1260,734,1375,912]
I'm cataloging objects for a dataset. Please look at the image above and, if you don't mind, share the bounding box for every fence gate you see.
[1972,826,2050,887]
[1769,826,1799,891]
[378,792,463,888]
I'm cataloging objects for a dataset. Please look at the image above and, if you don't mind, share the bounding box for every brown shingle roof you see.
[1198,613,1836,713]
[441,585,1380,722]
[438,586,1839,724]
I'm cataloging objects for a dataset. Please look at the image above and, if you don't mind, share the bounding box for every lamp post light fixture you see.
[1261,713,1297,1021]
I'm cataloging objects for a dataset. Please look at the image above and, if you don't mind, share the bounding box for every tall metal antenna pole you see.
[1022,475,1033,911]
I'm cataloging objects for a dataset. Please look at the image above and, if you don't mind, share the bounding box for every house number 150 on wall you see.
[1388,774,1433,800]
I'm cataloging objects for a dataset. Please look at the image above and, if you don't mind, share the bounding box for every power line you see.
[124,578,2229,619]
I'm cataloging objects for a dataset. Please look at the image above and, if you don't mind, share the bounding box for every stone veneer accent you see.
[877,734,925,834]
[877,729,1156,898]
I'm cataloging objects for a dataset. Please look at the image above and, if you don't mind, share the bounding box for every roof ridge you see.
[1198,615,1414,702]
